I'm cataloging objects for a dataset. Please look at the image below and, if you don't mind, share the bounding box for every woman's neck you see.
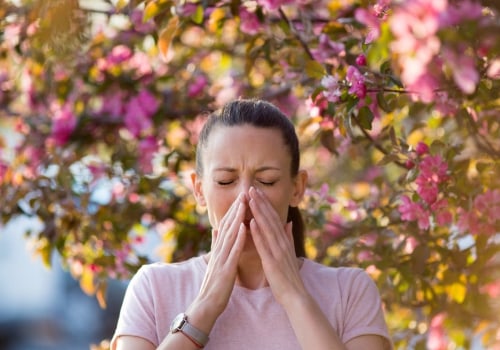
[235,251,268,290]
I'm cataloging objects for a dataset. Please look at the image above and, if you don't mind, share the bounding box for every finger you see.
[249,218,272,259]
[248,188,288,251]
[227,222,247,263]
[219,198,246,253]
[214,193,244,249]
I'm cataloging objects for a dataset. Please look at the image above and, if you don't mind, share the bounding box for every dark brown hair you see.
[195,99,306,257]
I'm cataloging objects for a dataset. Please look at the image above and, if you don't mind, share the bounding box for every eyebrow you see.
[213,166,281,173]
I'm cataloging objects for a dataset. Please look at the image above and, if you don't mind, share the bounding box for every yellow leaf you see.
[96,282,107,309]
[143,2,160,22]
[80,267,96,296]
[158,16,180,60]
[448,282,467,304]
[208,8,225,32]
[115,0,129,11]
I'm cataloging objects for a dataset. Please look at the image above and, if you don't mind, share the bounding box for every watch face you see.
[170,313,185,332]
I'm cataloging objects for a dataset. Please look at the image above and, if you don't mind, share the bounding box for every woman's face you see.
[192,124,305,233]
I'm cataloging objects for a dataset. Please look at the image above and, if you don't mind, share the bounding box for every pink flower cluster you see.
[50,102,78,146]
[355,0,390,44]
[458,189,500,236]
[96,45,153,81]
[321,75,342,103]
[100,88,159,138]
[257,0,294,12]
[427,312,448,350]
[311,34,345,64]
[346,66,367,99]
[398,143,452,230]
[390,0,483,102]
[239,6,263,35]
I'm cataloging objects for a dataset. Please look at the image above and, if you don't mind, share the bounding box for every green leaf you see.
[357,106,374,130]
[305,60,326,79]
[191,5,204,24]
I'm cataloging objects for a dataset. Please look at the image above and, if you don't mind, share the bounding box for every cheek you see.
[206,189,238,226]
[260,187,292,221]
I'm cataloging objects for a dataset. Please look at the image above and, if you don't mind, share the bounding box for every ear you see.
[191,172,206,207]
[290,169,308,207]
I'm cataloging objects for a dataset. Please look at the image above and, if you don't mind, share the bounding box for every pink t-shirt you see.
[111,256,391,349]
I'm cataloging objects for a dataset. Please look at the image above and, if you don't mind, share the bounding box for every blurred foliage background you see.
[0,0,499,349]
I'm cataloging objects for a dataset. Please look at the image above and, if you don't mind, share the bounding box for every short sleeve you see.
[340,268,391,345]
[110,266,158,349]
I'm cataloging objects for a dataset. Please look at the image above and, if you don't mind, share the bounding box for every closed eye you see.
[217,180,234,186]
[259,180,276,186]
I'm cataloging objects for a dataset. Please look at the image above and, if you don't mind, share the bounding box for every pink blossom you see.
[389,0,446,102]
[130,9,156,34]
[427,313,448,350]
[311,34,345,64]
[398,195,430,230]
[405,160,415,169]
[188,75,208,98]
[416,179,439,204]
[239,6,263,35]
[257,0,294,12]
[457,190,500,236]
[443,49,478,94]
[360,233,377,247]
[51,104,77,146]
[137,90,160,116]
[357,250,375,262]
[124,95,154,137]
[431,199,452,226]
[177,3,198,17]
[404,236,419,254]
[100,89,126,119]
[415,141,429,156]
[321,75,342,103]
[355,54,367,66]
[138,137,159,173]
[355,0,390,44]
[434,91,459,116]
[98,45,133,71]
[325,214,346,239]
[487,59,500,79]
[480,280,500,299]
[129,51,153,77]
[346,66,367,99]
[418,155,448,183]
[439,0,482,27]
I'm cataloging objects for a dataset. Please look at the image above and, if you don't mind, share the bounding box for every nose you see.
[238,178,252,196]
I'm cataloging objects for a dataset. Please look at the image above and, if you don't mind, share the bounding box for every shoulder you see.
[301,259,379,300]
[131,255,206,288]
[301,258,368,282]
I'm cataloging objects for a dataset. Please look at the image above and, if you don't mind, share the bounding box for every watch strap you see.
[181,321,209,348]
[172,313,209,348]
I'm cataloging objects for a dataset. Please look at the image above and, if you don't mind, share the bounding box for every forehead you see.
[201,125,290,169]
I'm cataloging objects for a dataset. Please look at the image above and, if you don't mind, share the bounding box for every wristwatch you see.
[170,312,209,348]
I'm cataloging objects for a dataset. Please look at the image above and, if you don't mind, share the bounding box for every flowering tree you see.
[0,0,499,348]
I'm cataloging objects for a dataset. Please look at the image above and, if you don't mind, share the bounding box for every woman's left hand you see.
[248,186,308,306]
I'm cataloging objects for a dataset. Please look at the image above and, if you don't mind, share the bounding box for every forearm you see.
[157,297,220,350]
[283,292,347,350]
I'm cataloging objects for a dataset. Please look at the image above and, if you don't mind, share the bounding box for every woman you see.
[111,99,391,350]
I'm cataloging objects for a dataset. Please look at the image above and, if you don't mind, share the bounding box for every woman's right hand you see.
[185,192,248,329]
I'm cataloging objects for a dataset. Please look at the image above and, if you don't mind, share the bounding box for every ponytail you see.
[288,206,306,258]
